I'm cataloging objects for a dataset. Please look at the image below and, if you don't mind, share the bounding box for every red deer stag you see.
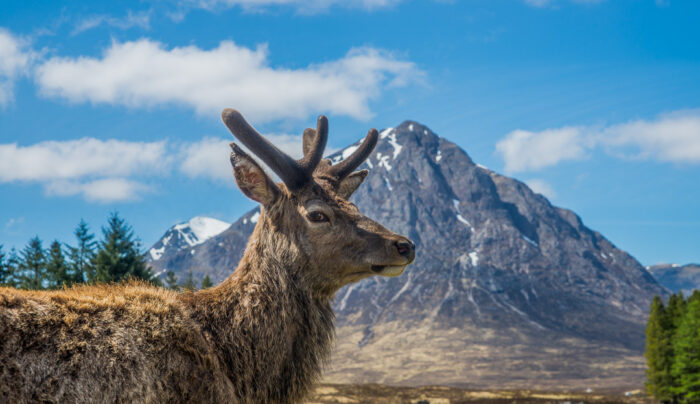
[0,109,415,403]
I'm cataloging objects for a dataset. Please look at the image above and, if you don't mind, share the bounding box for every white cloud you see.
[0,29,32,106]
[0,138,169,182]
[34,39,421,122]
[0,133,320,202]
[496,110,700,172]
[600,110,700,164]
[179,137,232,181]
[525,178,557,199]
[0,138,168,203]
[72,10,151,35]
[179,134,307,182]
[44,178,150,203]
[495,126,587,172]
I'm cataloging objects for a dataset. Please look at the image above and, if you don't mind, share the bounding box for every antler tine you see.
[222,108,308,191]
[330,128,378,180]
[298,115,328,173]
[302,128,316,156]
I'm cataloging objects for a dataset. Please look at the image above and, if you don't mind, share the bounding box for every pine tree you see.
[666,292,687,401]
[3,248,20,288]
[201,274,213,289]
[667,292,687,330]
[0,244,9,285]
[646,295,675,402]
[672,295,700,402]
[94,213,155,284]
[181,270,197,291]
[165,270,179,290]
[46,240,71,288]
[67,219,97,283]
[19,236,47,290]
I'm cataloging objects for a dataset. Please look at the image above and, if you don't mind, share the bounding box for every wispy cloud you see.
[0,133,316,202]
[72,10,151,35]
[524,0,605,8]
[496,109,700,172]
[496,126,588,172]
[44,178,151,203]
[5,217,24,230]
[0,138,169,182]
[34,39,422,122]
[0,28,33,107]
[599,110,700,164]
[524,178,557,199]
[179,134,304,182]
[0,138,168,203]
[178,0,402,14]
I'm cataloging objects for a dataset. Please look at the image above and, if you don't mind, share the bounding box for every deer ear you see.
[230,143,279,205]
[337,169,369,199]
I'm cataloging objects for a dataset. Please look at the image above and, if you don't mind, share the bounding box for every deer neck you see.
[189,219,335,402]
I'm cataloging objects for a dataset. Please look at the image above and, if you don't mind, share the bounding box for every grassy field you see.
[306,384,654,404]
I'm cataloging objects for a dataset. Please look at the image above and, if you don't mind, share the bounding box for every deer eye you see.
[307,211,329,223]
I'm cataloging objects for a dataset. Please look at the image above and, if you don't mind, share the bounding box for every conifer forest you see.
[0,213,206,292]
[646,292,700,403]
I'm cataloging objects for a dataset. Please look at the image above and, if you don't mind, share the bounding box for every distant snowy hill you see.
[148,216,230,263]
[648,263,700,294]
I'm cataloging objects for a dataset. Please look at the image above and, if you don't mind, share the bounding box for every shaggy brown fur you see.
[0,113,414,403]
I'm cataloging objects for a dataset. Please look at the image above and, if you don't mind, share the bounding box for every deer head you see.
[222,109,415,297]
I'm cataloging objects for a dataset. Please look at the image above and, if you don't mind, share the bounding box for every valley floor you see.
[306,384,654,404]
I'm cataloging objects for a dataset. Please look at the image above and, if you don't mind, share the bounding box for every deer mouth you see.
[370,264,407,277]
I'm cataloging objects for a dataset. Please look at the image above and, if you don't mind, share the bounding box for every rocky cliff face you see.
[148,121,668,388]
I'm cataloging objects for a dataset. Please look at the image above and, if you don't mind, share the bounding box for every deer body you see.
[0,110,414,403]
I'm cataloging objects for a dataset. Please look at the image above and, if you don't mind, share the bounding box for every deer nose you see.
[395,240,415,258]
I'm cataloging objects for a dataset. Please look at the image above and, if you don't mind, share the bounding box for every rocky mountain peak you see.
[148,216,229,261]
[147,119,667,388]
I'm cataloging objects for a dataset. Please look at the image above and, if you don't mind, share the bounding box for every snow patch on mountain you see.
[386,131,403,159]
[174,217,230,245]
[452,199,474,231]
[150,245,167,261]
[148,216,229,261]
[379,128,394,139]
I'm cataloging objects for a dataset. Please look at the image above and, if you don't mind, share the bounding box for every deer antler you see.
[222,108,328,191]
[328,128,378,180]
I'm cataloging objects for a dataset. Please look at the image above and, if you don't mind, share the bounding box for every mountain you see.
[147,121,667,389]
[648,263,700,294]
[148,216,230,268]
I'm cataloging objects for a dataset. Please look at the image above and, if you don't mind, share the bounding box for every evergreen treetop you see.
[94,212,155,284]
[67,219,96,284]
[201,275,213,289]
[46,240,71,289]
[19,236,46,290]
[646,295,675,402]
[672,296,700,402]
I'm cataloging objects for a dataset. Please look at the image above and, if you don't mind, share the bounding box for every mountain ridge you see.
[647,263,700,294]
[147,119,667,388]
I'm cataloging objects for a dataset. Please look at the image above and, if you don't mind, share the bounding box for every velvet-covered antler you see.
[328,129,378,180]
[222,108,328,191]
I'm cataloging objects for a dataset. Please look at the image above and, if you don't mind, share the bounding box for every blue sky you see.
[1,0,699,266]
